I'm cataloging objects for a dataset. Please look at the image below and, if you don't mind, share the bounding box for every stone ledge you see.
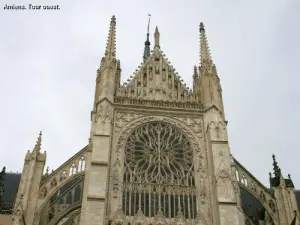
[87,195,105,201]
[94,134,111,137]
[91,161,108,166]
[211,140,228,144]
[218,201,237,205]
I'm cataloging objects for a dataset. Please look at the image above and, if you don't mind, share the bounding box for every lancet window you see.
[122,122,197,219]
[78,155,86,172]
[69,163,77,176]
[241,174,248,186]
[235,169,240,181]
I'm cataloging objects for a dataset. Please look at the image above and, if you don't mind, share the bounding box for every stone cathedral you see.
[0,16,299,225]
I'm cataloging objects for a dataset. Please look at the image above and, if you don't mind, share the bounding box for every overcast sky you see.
[1,0,299,189]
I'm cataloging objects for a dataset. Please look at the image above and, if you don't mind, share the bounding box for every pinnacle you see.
[33,131,42,153]
[143,15,151,62]
[199,22,213,68]
[110,15,116,25]
[36,131,42,144]
[272,154,281,177]
[154,26,160,48]
[104,15,116,60]
[200,22,205,31]
[194,65,198,73]
[193,65,199,79]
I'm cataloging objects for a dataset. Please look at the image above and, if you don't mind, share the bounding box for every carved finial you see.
[212,64,218,75]
[143,14,151,62]
[200,22,205,30]
[288,174,291,179]
[272,154,281,177]
[269,172,272,179]
[193,65,198,78]
[154,26,160,48]
[111,15,116,24]
[104,15,117,60]
[116,59,121,78]
[45,167,49,176]
[33,131,42,154]
[199,22,213,69]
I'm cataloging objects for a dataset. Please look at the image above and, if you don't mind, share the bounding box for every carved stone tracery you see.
[96,101,113,123]
[110,115,210,225]
[122,122,197,219]
[125,122,193,184]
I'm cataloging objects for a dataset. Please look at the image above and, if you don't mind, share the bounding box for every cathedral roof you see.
[2,172,21,203]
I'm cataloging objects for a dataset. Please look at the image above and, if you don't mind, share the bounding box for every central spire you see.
[143,14,151,62]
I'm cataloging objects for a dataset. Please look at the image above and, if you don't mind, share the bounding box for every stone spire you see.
[143,14,151,62]
[154,26,160,48]
[199,22,213,69]
[93,15,119,105]
[33,131,42,154]
[199,22,224,113]
[104,15,116,61]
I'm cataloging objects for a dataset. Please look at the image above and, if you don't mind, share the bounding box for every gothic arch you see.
[47,202,81,225]
[34,173,85,225]
[39,173,84,210]
[108,115,209,223]
[113,116,206,182]
[239,185,277,225]
[115,115,204,157]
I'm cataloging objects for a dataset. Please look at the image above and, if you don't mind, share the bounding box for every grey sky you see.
[1,0,299,188]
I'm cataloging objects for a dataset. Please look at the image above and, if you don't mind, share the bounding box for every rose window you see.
[122,122,197,219]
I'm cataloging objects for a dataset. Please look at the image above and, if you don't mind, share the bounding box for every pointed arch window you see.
[122,122,197,219]
[78,156,86,172]
[69,163,77,176]
[241,174,248,186]
[235,169,240,181]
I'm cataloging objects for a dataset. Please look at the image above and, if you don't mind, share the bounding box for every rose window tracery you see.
[122,122,197,219]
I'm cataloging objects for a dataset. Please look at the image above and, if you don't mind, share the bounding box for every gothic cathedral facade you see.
[9,16,299,225]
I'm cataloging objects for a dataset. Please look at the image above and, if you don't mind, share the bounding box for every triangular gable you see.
[116,48,199,103]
